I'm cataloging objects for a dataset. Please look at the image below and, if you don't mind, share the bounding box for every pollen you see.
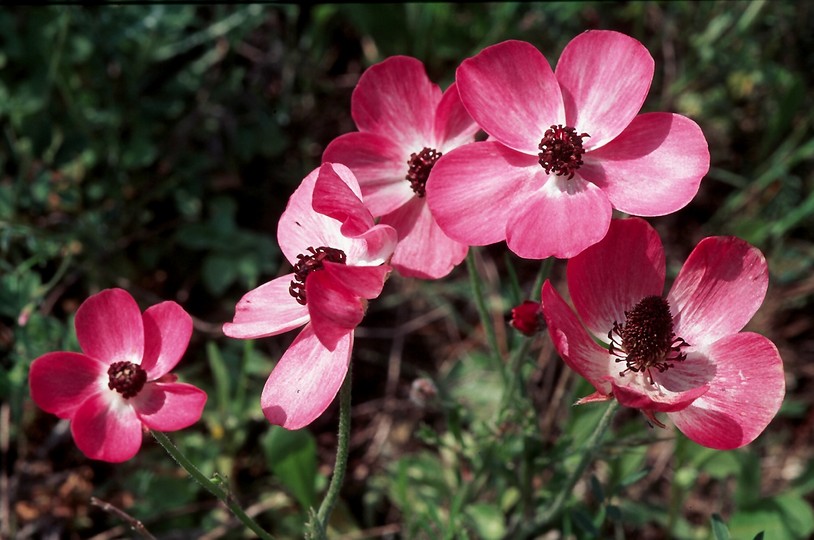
[289,246,347,305]
[108,361,148,398]
[538,125,589,180]
[406,147,442,197]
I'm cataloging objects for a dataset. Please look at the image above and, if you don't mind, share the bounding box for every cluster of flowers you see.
[29,30,784,462]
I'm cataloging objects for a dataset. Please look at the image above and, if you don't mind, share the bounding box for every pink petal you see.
[610,369,709,413]
[351,55,441,150]
[140,301,192,379]
[76,288,144,364]
[261,324,352,430]
[667,236,768,346]
[567,217,665,340]
[322,261,391,299]
[381,197,468,279]
[581,113,710,216]
[134,382,207,431]
[434,82,479,151]
[541,281,612,395]
[306,270,365,350]
[506,175,612,259]
[668,333,785,449]
[555,30,654,149]
[29,352,107,419]
[456,40,565,155]
[222,275,310,339]
[313,163,375,237]
[425,141,539,246]
[71,392,143,462]
[345,223,399,266]
[322,132,415,216]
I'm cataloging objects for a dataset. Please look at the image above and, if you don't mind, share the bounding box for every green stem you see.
[466,250,502,370]
[151,431,273,540]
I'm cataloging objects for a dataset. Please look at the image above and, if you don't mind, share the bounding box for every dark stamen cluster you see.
[406,147,442,197]
[538,124,590,180]
[289,246,347,305]
[108,361,148,398]
[608,295,689,384]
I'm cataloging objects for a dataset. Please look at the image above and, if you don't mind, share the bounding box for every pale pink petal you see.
[555,30,654,149]
[581,113,709,216]
[381,197,468,279]
[541,281,612,394]
[72,392,143,462]
[322,261,391,299]
[426,141,539,246]
[322,132,415,216]
[313,163,375,237]
[344,223,399,266]
[29,352,107,419]
[611,380,707,413]
[456,40,565,154]
[567,218,665,340]
[76,288,144,364]
[668,333,784,449]
[140,301,192,379]
[306,270,365,351]
[434,82,479,151]
[352,56,441,150]
[261,324,352,430]
[134,382,207,431]
[222,275,309,339]
[667,236,768,346]
[506,175,612,259]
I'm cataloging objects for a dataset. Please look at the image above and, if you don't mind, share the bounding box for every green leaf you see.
[464,503,505,540]
[711,513,731,540]
[261,426,318,511]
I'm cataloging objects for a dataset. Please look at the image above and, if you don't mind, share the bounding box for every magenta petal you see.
[29,352,107,419]
[141,301,192,379]
[307,270,365,350]
[381,197,468,279]
[134,382,207,431]
[581,113,710,216]
[434,82,479,151]
[71,393,143,462]
[346,223,398,266]
[223,275,309,339]
[457,40,564,154]
[568,218,665,340]
[555,30,654,149]
[506,175,612,259]
[668,333,784,449]
[352,55,441,149]
[322,261,390,299]
[668,236,768,346]
[611,379,708,413]
[313,163,375,237]
[426,141,539,246]
[261,324,352,430]
[76,288,144,364]
[541,281,612,394]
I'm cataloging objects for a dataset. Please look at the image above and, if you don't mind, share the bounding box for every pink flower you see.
[541,218,785,449]
[29,289,207,463]
[426,31,710,259]
[509,300,545,336]
[223,163,397,429]
[322,56,479,279]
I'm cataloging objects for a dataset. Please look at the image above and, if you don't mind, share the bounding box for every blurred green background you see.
[2,3,813,539]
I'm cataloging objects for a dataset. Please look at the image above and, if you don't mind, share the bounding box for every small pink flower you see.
[541,218,785,449]
[427,31,710,259]
[223,163,397,429]
[323,56,479,279]
[509,300,545,336]
[29,289,207,463]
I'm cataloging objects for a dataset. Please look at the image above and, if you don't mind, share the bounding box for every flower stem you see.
[466,250,503,370]
[151,431,273,540]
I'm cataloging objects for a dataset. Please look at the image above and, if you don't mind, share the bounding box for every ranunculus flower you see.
[322,55,479,279]
[29,288,207,462]
[223,163,397,429]
[427,31,710,259]
[540,218,784,449]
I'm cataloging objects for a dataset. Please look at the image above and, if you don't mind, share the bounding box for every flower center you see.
[406,147,442,197]
[608,295,689,383]
[108,361,148,399]
[289,246,347,305]
[538,125,590,180]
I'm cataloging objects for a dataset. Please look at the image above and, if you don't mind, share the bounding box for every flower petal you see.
[506,175,612,259]
[71,392,143,462]
[76,288,144,364]
[567,217,665,340]
[322,261,391,299]
[222,275,310,339]
[668,333,784,449]
[29,352,107,419]
[134,382,207,431]
[306,270,365,351]
[426,141,539,246]
[313,163,375,237]
[434,82,479,151]
[555,30,654,149]
[456,40,564,154]
[667,236,768,346]
[345,223,399,266]
[261,324,352,430]
[141,301,192,379]
[581,113,709,216]
[611,379,708,413]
